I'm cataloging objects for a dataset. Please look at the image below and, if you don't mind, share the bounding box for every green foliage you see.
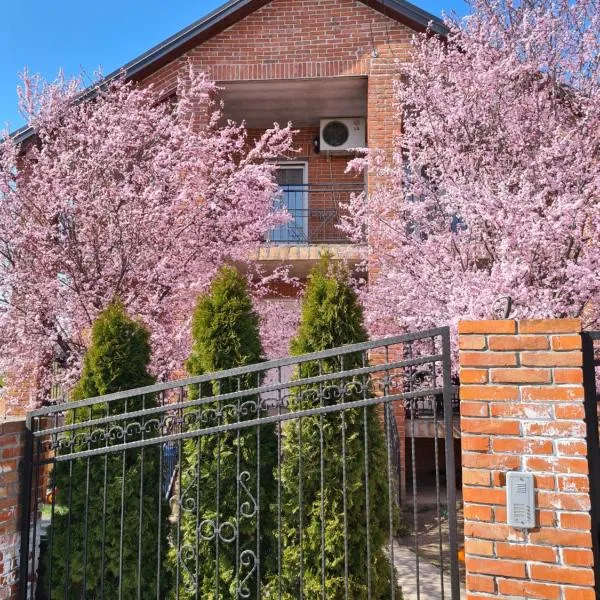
[44,302,170,598]
[174,267,277,599]
[72,301,154,398]
[290,258,368,355]
[272,257,399,599]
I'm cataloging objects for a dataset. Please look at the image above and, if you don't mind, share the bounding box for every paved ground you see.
[393,540,466,600]
[393,484,466,600]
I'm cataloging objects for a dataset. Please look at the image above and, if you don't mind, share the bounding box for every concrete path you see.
[392,540,466,600]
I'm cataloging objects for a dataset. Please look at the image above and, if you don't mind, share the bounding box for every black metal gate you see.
[20,327,460,599]
[582,330,600,596]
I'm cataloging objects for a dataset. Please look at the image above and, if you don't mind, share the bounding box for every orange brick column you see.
[0,418,27,599]
[459,318,596,600]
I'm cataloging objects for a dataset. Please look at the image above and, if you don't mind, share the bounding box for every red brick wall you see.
[0,419,51,599]
[459,319,596,600]
[0,419,26,599]
[249,126,359,184]
[138,0,406,292]
[142,0,413,91]
[139,0,406,186]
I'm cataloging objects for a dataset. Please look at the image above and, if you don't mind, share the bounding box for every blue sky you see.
[1,0,469,131]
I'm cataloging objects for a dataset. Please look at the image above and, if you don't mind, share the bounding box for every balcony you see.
[270,183,364,245]
[403,387,461,439]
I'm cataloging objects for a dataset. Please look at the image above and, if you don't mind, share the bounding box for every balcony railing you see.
[270,183,364,244]
[404,388,461,419]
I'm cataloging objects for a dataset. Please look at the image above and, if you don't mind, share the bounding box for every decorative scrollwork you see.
[238,550,257,598]
[198,519,237,543]
[404,368,432,390]
[239,399,259,417]
[179,477,197,513]
[239,471,257,518]
[45,369,440,455]
[177,544,196,592]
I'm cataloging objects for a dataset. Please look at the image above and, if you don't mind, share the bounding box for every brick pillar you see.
[0,418,27,599]
[459,318,596,600]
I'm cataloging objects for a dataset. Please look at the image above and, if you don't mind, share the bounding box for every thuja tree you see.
[273,258,398,598]
[342,0,600,343]
[0,66,293,411]
[45,302,170,598]
[174,267,277,599]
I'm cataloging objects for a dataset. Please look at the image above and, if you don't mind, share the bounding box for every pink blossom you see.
[0,66,294,410]
[248,264,302,359]
[342,0,600,356]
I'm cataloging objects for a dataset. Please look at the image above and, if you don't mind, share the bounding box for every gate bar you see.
[582,331,600,595]
[28,328,451,418]
[442,327,461,600]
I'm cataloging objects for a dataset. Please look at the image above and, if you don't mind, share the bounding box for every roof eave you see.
[366,0,448,36]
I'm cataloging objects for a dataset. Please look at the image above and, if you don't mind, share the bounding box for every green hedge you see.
[45,302,171,598]
[271,258,400,599]
[173,267,278,599]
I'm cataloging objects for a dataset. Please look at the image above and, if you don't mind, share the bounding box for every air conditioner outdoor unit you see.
[319,118,366,153]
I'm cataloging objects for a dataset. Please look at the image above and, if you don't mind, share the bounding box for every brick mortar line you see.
[466,558,593,569]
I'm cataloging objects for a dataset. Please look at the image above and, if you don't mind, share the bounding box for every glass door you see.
[271,163,308,243]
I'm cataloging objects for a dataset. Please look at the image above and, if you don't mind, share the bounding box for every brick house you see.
[13,0,456,497]
[14,0,446,273]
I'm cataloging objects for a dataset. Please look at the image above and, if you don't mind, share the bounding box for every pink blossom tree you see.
[0,67,294,409]
[344,0,600,342]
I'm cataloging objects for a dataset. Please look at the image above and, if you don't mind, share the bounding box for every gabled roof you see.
[11,0,447,146]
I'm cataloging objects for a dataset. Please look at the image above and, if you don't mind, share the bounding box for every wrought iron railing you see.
[401,355,461,419]
[270,183,364,244]
[404,388,460,419]
[20,328,461,599]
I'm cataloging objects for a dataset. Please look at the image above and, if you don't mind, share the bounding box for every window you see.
[271,163,308,243]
